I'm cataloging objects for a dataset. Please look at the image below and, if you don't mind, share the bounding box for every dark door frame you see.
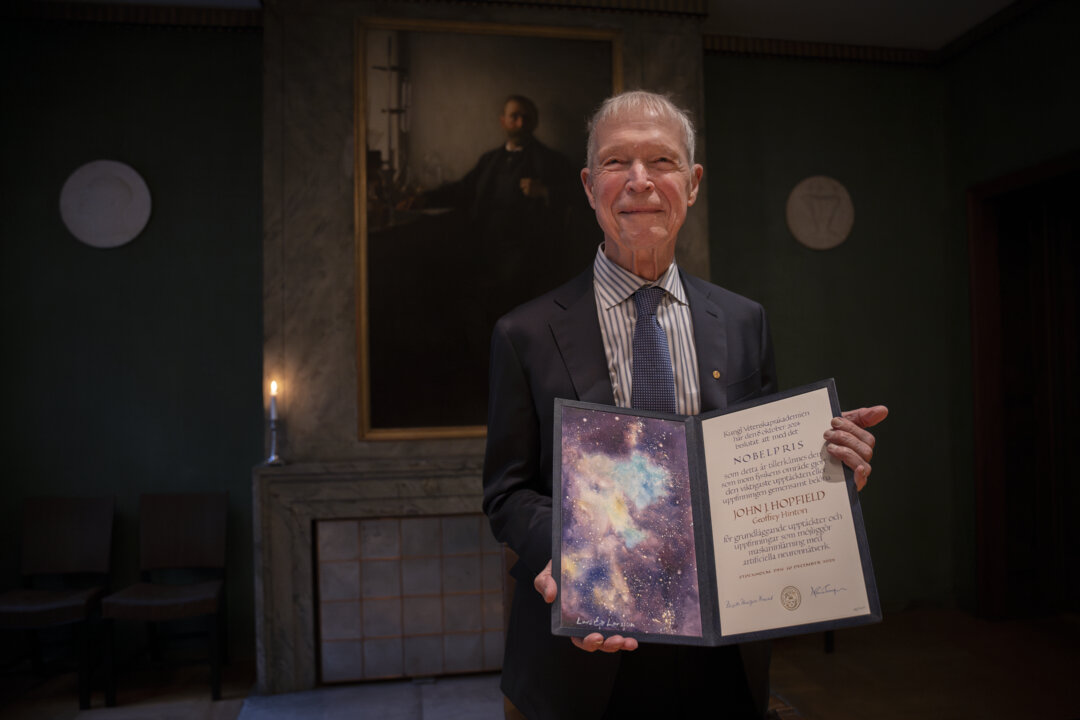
[967,149,1080,618]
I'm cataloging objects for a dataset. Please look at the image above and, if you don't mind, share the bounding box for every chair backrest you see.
[21,496,115,576]
[139,493,228,571]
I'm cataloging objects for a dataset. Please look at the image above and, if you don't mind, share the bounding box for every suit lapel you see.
[682,271,729,413]
[547,268,730,411]
[549,270,615,406]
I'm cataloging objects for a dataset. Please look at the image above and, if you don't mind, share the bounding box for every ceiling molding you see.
[415,0,707,16]
[3,1,262,28]
[704,34,933,64]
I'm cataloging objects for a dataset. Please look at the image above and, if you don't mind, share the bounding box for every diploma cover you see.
[552,379,881,645]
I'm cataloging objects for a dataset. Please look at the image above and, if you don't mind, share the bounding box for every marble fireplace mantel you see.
[252,456,484,694]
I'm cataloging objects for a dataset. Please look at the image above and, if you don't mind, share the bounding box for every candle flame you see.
[270,381,278,396]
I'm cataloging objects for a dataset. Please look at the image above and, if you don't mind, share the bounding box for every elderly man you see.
[483,91,886,720]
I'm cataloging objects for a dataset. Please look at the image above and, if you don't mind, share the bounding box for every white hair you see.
[585,90,696,170]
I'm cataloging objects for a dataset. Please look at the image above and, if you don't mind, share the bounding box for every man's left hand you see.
[533,559,638,654]
[825,405,889,491]
[519,177,549,201]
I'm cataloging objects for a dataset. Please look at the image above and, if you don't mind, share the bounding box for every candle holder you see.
[265,381,285,466]
[265,417,284,466]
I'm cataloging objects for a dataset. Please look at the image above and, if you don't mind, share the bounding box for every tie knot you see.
[633,286,665,318]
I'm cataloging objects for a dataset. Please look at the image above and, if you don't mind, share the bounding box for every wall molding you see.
[419,0,707,16]
[3,2,262,28]
[704,34,933,65]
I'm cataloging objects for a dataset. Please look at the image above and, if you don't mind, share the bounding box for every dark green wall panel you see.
[0,20,263,655]
[704,53,951,609]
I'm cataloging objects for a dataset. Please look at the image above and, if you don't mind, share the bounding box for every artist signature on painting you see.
[810,583,847,598]
[576,617,636,631]
[724,594,775,609]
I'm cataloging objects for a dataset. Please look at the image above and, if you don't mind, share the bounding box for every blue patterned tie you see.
[631,286,676,413]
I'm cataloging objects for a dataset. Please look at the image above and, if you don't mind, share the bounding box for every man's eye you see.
[603,158,624,167]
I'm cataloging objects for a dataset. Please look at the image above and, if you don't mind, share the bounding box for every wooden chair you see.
[102,492,227,705]
[0,495,115,709]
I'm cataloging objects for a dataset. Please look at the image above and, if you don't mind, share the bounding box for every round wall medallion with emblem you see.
[785,175,853,250]
[59,160,152,248]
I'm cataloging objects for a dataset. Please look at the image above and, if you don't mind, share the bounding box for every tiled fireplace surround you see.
[316,513,504,681]
[252,458,496,693]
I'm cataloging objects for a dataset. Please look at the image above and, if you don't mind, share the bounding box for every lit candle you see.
[269,380,279,421]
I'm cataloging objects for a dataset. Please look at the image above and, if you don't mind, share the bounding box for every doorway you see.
[968,154,1079,618]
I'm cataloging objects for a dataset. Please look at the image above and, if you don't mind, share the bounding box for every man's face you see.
[500,100,536,144]
[581,113,703,274]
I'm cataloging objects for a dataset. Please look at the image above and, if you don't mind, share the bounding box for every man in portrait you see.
[482,90,887,719]
[425,94,595,317]
[369,94,595,428]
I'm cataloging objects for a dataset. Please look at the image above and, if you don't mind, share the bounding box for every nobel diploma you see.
[552,379,879,646]
[702,385,873,638]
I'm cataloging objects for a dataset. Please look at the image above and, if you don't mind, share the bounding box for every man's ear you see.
[687,164,704,206]
[581,168,596,209]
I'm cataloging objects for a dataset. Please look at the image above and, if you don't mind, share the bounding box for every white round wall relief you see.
[59,160,152,248]
[785,175,854,250]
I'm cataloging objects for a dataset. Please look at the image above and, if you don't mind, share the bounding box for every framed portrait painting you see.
[356,18,621,439]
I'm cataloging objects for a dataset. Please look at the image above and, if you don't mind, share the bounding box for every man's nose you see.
[626,160,652,191]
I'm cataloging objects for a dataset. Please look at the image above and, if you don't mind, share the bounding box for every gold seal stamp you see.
[780,586,802,611]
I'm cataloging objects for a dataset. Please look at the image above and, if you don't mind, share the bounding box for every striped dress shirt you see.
[592,247,701,416]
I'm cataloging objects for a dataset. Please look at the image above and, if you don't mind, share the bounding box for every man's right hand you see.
[533,559,639,654]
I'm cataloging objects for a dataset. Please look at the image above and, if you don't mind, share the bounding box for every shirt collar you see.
[592,244,687,311]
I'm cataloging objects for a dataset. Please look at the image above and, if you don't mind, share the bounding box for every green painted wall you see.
[0,20,263,655]
[704,55,950,609]
[704,0,1080,611]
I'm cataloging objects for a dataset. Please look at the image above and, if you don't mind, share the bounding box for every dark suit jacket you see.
[482,266,778,720]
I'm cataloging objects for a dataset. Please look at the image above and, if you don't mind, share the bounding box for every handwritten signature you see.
[576,616,635,631]
[724,594,775,609]
[810,583,847,598]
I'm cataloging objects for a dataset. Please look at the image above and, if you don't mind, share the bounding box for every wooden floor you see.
[0,659,251,720]
[769,608,1080,720]
[2,608,1078,719]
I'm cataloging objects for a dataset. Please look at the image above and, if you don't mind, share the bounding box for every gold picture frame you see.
[356,18,622,440]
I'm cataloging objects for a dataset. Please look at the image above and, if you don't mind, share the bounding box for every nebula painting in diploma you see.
[559,406,702,638]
